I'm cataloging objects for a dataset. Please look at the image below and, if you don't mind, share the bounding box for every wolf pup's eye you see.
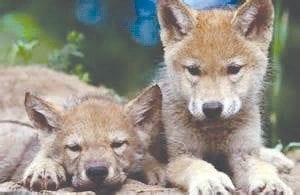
[111,140,128,148]
[186,65,201,76]
[227,65,241,75]
[66,144,82,152]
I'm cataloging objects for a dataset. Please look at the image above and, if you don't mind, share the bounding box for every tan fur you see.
[0,67,163,192]
[0,66,106,124]
[22,86,162,192]
[0,123,39,183]
[0,66,102,184]
[157,0,294,194]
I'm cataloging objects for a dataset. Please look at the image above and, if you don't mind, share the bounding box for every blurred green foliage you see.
[269,0,300,145]
[0,13,39,40]
[48,31,85,71]
[8,39,39,64]
[269,0,290,146]
[48,31,90,83]
[0,0,160,95]
[0,12,57,65]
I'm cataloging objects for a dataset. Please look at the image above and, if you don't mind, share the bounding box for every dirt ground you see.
[0,150,299,195]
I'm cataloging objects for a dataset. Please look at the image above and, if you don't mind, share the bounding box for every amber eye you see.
[66,144,82,152]
[227,65,242,75]
[186,65,201,76]
[111,140,128,148]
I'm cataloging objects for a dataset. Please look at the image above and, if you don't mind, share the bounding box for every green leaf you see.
[8,39,39,64]
[67,31,85,45]
[284,142,300,153]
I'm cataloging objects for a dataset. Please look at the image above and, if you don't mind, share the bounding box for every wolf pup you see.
[157,0,293,194]
[21,85,163,192]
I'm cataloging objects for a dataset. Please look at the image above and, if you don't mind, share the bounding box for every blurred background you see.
[0,0,299,146]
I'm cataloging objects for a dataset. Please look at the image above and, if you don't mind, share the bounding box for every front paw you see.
[249,175,293,195]
[188,170,235,195]
[22,159,66,191]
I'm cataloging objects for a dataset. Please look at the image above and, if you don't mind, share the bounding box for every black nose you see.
[86,166,108,182]
[202,101,223,119]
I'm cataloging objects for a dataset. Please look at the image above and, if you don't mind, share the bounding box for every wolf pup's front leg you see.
[230,151,293,194]
[167,155,235,195]
[22,93,66,191]
[22,154,66,191]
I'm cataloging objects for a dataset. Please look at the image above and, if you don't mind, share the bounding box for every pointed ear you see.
[125,85,162,137]
[157,0,195,46]
[24,92,62,132]
[232,0,274,49]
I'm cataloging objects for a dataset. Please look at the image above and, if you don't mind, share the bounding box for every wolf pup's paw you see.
[248,175,293,195]
[259,148,295,173]
[144,163,167,186]
[22,158,66,191]
[188,170,235,195]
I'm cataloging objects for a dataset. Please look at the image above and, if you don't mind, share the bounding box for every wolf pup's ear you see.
[157,0,195,46]
[232,0,274,51]
[24,92,62,132]
[125,85,162,141]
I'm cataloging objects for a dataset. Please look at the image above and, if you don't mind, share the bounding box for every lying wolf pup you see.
[19,85,162,192]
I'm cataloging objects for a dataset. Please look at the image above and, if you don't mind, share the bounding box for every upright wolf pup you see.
[20,85,162,192]
[157,0,293,194]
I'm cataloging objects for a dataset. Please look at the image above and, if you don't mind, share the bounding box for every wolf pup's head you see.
[158,0,274,121]
[24,85,161,191]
